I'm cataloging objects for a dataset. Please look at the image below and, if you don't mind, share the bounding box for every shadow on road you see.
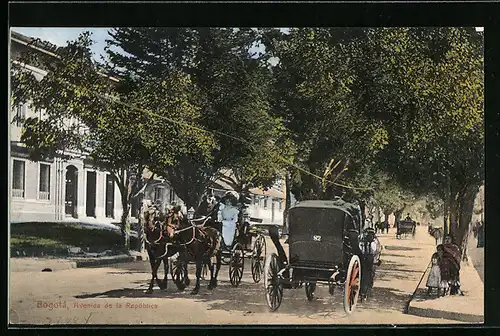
[74,277,411,317]
[74,255,414,318]
[383,245,422,251]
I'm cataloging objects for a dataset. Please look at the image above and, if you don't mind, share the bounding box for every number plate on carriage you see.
[312,235,322,242]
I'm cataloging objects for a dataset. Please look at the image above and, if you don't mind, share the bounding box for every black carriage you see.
[396,220,416,239]
[264,199,379,315]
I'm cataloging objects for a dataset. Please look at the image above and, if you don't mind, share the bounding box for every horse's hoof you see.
[185,278,191,286]
[190,288,199,295]
[145,289,153,294]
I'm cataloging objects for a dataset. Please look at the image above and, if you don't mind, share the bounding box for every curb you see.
[10,254,145,272]
[407,305,483,324]
[73,255,139,268]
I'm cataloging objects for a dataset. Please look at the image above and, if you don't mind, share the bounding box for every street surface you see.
[9,227,465,325]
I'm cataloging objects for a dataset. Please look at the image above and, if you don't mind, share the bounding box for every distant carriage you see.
[396,220,416,239]
[263,199,381,315]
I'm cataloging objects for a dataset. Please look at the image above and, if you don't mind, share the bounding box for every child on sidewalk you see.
[426,252,443,296]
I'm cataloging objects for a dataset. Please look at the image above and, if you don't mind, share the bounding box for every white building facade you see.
[10,31,139,224]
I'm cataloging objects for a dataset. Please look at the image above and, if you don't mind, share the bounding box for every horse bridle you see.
[165,211,211,247]
[144,209,167,246]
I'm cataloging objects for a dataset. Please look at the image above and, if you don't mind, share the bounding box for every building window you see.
[39,163,51,200]
[169,188,175,204]
[14,104,26,127]
[12,160,25,198]
[263,197,268,209]
[279,201,283,211]
[105,174,115,218]
[154,186,164,203]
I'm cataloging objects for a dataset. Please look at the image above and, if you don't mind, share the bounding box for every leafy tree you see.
[262,28,387,207]
[352,27,484,259]
[105,28,288,208]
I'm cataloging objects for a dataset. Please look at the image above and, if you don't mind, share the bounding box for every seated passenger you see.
[219,192,240,248]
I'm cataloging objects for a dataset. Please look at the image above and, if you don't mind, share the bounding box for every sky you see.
[13,27,117,61]
[11,27,276,63]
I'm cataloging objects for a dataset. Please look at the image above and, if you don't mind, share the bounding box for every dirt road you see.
[9,227,461,325]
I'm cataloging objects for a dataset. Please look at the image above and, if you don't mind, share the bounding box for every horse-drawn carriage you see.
[396,220,416,239]
[167,191,267,290]
[263,199,381,314]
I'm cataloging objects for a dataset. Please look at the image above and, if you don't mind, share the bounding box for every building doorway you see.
[86,171,97,217]
[65,165,78,218]
[105,174,115,218]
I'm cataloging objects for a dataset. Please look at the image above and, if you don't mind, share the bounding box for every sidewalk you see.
[9,251,148,272]
[406,240,484,323]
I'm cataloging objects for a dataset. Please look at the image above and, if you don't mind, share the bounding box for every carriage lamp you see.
[187,207,195,220]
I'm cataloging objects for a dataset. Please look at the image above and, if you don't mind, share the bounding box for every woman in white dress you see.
[219,192,240,248]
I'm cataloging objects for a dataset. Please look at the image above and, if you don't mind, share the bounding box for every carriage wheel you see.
[343,255,361,315]
[170,258,188,287]
[229,242,245,287]
[264,253,283,312]
[305,282,316,301]
[251,234,267,283]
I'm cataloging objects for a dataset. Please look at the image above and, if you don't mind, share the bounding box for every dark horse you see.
[142,204,190,294]
[165,207,223,295]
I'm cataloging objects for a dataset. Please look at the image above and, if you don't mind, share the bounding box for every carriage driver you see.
[219,191,240,248]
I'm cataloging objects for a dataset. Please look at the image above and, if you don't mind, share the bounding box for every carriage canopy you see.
[287,199,362,268]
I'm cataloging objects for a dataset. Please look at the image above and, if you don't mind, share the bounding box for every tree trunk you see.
[394,209,403,223]
[443,195,449,235]
[384,211,391,222]
[449,190,460,237]
[358,200,366,229]
[456,184,481,261]
[120,196,130,251]
[283,170,292,231]
[112,171,131,251]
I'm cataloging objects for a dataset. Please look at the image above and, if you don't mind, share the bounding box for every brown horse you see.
[428,226,444,245]
[165,206,222,295]
[142,204,190,294]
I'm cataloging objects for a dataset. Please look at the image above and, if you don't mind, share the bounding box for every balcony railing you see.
[12,189,24,198]
[39,191,50,200]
